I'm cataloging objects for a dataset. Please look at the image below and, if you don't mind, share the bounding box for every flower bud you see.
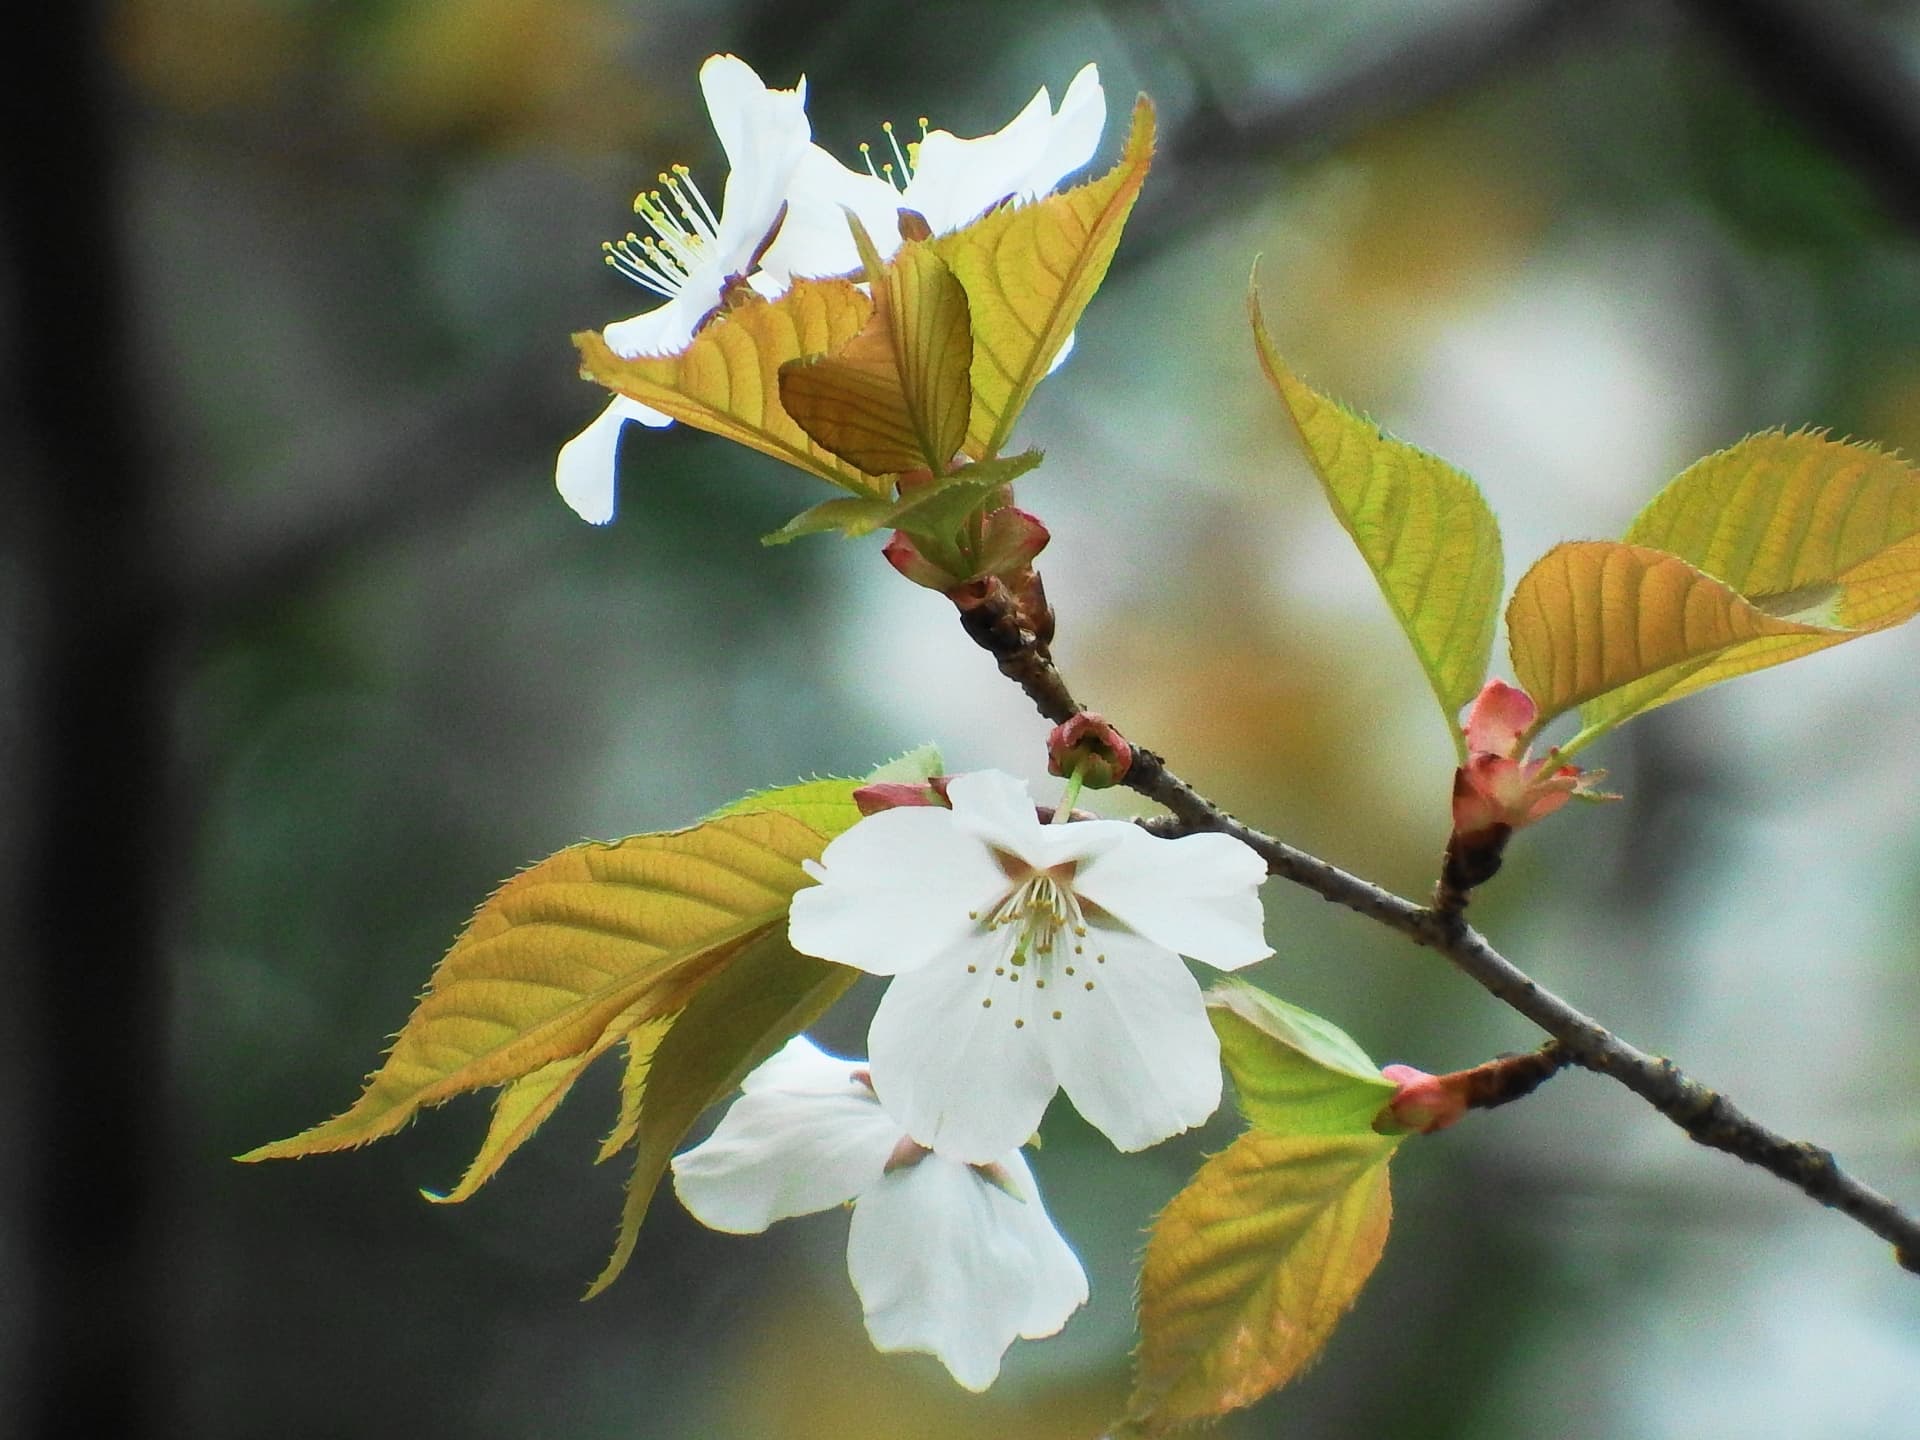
[1046,712,1132,787]
[852,777,954,815]
[1373,1064,1469,1135]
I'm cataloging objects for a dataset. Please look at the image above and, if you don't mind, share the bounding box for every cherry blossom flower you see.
[787,770,1272,1162]
[556,55,811,525]
[760,64,1106,283]
[671,1036,1087,1391]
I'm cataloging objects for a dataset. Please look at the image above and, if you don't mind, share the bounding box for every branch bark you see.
[957,590,1920,1275]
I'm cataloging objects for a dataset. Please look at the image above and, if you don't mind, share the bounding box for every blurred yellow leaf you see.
[1126,1131,1397,1434]
[575,279,886,496]
[238,810,833,1161]
[933,96,1156,460]
[779,229,974,477]
[1252,295,1502,754]
[1508,540,1832,732]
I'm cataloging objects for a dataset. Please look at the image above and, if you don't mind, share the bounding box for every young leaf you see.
[777,231,974,478]
[705,775,863,830]
[1250,293,1502,755]
[933,96,1156,461]
[1128,1131,1398,1433]
[1208,980,1396,1136]
[237,810,834,1162]
[573,278,887,497]
[584,931,858,1297]
[1613,429,1920,712]
[422,1007,669,1205]
[596,1017,672,1163]
[761,450,1043,546]
[1507,540,1828,731]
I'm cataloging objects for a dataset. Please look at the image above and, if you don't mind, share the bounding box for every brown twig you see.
[957,593,1920,1275]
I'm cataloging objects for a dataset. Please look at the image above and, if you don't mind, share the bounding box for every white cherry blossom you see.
[762,64,1105,283]
[787,770,1272,1162]
[671,1035,1087,1391]
[556,54,811,525]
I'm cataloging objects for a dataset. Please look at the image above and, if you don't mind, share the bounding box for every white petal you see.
[1026,64,1105,196]
[758,145,902,284]
[865,954,1058,1163]
[787,808,1006,976]
[554,398,666,525]
[904,83,1057,235]
[671,1038,900,1232]
[602,296,715,361]
[942,770,1052,862]
[700,55,812,269]
[1043,328,1076,376]
[1041,926,1222,1150]
[846,1152,1083,1390]
[739,1033,861,1094]
[1072,828,1272,970]
[997,1150,1090,1338]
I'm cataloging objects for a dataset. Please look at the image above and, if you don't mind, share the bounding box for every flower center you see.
[857,117,928,193]
[966,860,1106,1030]
[601,164,723,298]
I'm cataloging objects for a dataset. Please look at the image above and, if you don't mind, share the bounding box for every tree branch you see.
[957,591,1920,1274]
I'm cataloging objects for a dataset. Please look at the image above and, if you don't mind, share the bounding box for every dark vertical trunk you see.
[1,4,178,1434]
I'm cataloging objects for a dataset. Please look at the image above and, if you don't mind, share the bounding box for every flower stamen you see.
[601,165,723,297]
[856,117,929,194]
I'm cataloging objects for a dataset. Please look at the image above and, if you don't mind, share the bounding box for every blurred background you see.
[6,0,1920,1435]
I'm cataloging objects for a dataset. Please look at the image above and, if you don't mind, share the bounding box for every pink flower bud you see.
[1374,1063,1469,1135]
[883,532,962,591]
[1450,679,1605,844]
[1461,678,1536,758]
[1046,712,1132,787]
[852,778,954,815]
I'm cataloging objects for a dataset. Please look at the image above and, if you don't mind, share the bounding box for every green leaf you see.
[1609,429,1920,716]
[237,810,835,1161]
[760,450,1043,546]
[861,743,944,784]
[777,229,974,478]
[584,931,858,1297]
[573,278,887,497]
[421,1006,668,1205]
[1251,290,1502,756]
[1508,540,1828,733]
[933,96,1156,460]
[1127,1131,1399,1434]
[596,1017,672,1163]
[1207,980,1396,1136]
[707,747,943,829]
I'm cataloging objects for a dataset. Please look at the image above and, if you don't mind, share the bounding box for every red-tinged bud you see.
[1373,1064,1469,1135]
[1462,678,1536,757]
[883,531,960,591]
[1046,712,1132,788]
[852,778,954,815]
[974,507,1050,578]
[1446,680,1610,903]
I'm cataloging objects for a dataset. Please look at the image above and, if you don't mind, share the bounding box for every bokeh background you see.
[6,1,1920,1436]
